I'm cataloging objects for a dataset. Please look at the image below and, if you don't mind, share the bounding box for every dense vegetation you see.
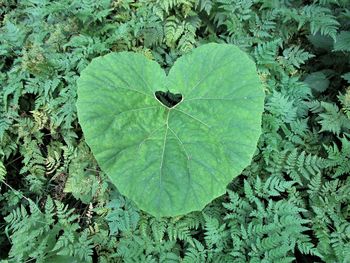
[0,0,349,262]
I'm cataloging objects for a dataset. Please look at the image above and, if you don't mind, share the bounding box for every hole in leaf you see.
[155,91,182,108]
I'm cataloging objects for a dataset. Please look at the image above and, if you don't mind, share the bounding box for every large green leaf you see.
[77,43,264,217]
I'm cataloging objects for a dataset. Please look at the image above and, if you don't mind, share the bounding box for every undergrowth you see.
[0,0,349,262]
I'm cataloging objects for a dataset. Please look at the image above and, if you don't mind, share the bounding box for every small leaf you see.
[342,73,350,84]
[304,71,329,93]
[334,31,350,52]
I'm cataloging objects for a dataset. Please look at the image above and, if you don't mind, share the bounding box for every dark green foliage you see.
[4,197,93,262]
[1,0,350,262]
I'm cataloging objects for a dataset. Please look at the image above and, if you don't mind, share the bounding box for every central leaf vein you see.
[168,126,190,160]
[159,110,170,190]
[168,126,193,198]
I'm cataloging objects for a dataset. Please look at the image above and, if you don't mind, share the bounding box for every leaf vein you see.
[173,108,210,128]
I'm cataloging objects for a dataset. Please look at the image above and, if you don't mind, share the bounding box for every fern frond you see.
[165,16,185,47]
[301,5,339,39]
[0,160,6,182]
[324,136,350,178]
[254,39,282,72]
[279,45,314,71]
[318,102,350,135]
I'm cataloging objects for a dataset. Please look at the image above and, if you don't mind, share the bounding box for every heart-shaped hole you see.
[155,91,182,108]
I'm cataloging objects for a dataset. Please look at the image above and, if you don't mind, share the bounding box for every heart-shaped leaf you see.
[77,43,264,217]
